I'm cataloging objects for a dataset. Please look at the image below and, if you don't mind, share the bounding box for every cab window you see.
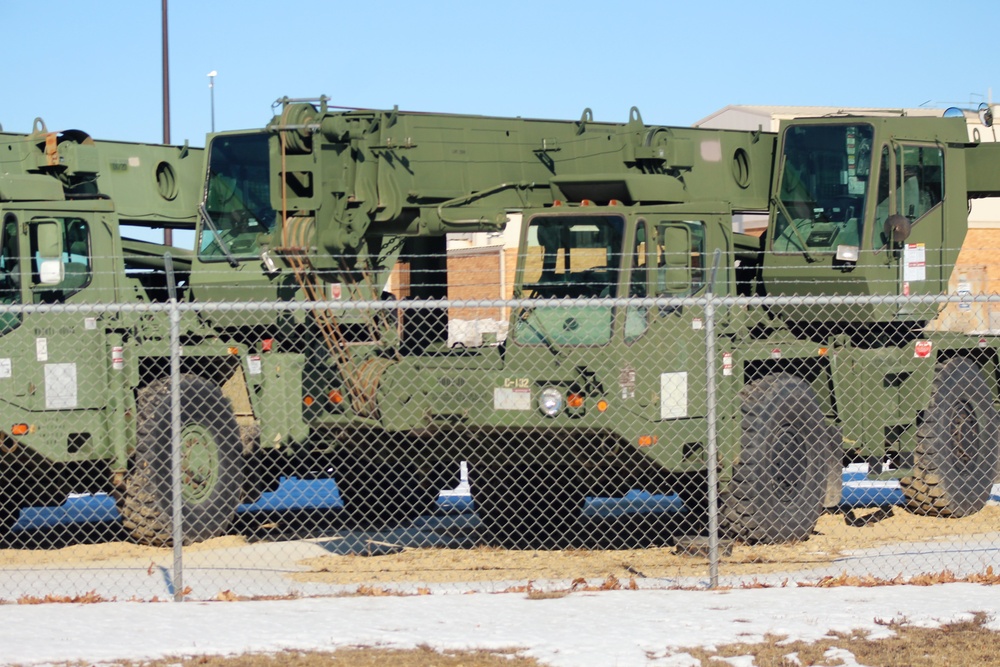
[656,221,706,297]
[30,217,92,303]
[773,124,873,254]
[874,144,944,246]
[199,133,275,261]
[513,214,624,346]
[625,221,649,342]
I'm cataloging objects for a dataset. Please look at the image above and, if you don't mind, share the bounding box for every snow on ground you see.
[2,583,1000,666]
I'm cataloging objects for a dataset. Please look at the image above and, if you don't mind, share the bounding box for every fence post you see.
[166,255,184,601]
[704,251,721,589]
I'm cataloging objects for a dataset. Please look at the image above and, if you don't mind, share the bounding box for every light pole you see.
[162,0,172,246]
[207,71,217,132]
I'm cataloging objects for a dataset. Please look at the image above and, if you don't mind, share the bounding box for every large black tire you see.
[337,462,440,529]
[469,461,585,545]
[901,359,1000,518]
[120,375,245,546]
[722,374,841,544]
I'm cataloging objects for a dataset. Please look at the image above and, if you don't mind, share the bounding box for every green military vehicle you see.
[0,121,205,537]
[184,101,782,540]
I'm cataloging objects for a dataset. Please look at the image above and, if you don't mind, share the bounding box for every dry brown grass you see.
[12,646,544,667]
[679,612,1000,666]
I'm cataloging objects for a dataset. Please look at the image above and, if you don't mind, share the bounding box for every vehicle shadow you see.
[1,487,703,554]
[236,495,704,553]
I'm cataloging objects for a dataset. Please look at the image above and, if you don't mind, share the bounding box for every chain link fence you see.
[2,289,1000,600]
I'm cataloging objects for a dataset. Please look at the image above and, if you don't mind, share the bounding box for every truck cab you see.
[0,126,202,532]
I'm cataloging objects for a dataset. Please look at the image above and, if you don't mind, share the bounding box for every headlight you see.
[538,386,564,417]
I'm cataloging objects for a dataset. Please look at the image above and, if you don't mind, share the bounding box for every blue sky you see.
[1,0,994,146]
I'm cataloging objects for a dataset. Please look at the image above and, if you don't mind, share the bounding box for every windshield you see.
[513,214,624,346]
[198,133,275,261]
[773,124,874,253]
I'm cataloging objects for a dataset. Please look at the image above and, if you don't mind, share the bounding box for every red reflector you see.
[567,393,584,409]
[262,338,274,352]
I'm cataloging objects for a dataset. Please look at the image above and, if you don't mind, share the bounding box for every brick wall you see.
[447,247,504,321]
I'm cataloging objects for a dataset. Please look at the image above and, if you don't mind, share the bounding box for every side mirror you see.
[883,214,912,244]
[979,102,994,128]
[33,219,65,285]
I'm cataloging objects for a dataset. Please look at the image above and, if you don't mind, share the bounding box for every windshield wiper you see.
[199,203,239,268]
[516,306,561,358]
[771,197,816,263]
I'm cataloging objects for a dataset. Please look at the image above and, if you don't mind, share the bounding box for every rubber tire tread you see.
[900,358,1000,518]
[722,373,841,544]
[120,375,245,546]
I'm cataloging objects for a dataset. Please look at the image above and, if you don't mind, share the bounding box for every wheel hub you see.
[180,423,220,504]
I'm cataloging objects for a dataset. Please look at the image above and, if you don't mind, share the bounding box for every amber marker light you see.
[818,347,829,356]
[638,435,659,447]
[567,393,584,409]
[227,346,239,355]
[596,399,609,413]
[329,390,344,405]
[11,424,29,436]
[303,395,315,406]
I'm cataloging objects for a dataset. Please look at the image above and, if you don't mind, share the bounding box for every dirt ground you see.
[291,506,1000,585]
[2,506,999,587]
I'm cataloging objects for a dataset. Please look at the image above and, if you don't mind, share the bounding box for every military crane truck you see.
[0,122,205,537]
[178,101,778,539]
[251,106,1000,545]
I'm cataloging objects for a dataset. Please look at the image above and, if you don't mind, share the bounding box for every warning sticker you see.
[914,340,933,359]
[903,243,926,282]
[494,387,531,411]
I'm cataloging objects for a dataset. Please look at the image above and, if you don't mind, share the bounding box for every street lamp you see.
[207,70,217,132]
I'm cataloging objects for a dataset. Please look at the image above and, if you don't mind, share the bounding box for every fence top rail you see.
[1,292,999,315]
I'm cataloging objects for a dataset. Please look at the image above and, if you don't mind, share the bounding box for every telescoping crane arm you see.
[265,98,775,260]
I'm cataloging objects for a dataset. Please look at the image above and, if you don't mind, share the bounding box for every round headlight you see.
[538,386,564,417]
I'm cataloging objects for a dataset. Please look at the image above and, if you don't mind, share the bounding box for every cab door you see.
[2,212,112,416]
[870,143,947,319]
[620,216,713,425]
